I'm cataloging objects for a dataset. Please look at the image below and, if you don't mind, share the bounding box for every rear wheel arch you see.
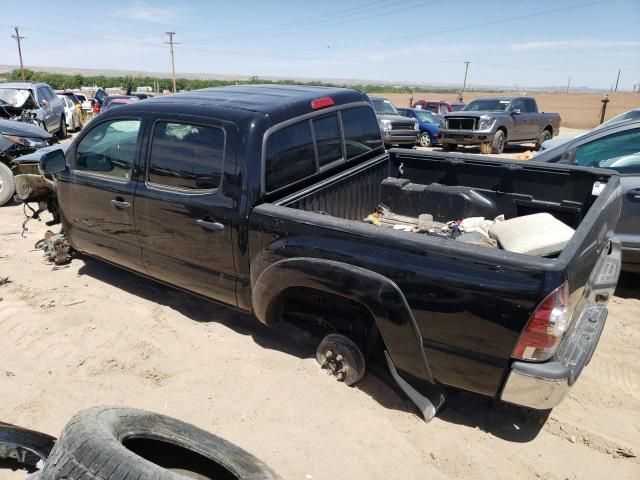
[252,257,433,383]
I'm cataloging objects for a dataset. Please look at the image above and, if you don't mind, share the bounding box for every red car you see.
[412,100,465,115]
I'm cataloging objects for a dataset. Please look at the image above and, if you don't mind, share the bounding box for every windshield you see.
[0,88,31,107]
[600,109,640,128]
[371,99,398,115]
[462,99,510,112]
[415,110,438,123]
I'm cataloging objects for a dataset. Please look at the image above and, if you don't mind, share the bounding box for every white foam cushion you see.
[488,213,574,256]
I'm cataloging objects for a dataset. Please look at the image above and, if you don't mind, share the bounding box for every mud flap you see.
[385,351,446,422]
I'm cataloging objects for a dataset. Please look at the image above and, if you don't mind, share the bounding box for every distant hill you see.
[0,64,614,93]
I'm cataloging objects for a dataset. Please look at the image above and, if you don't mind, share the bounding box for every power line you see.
[11,26,26,81]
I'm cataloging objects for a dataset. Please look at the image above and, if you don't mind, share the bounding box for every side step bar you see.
[385,351,446,422]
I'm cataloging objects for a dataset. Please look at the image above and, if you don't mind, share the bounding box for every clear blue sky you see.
[1,0,639,90]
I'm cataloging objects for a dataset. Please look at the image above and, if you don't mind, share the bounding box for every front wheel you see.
[57,116,67,139]
[0,162,16,206]
[491,130,506,154]
[419,132,432,147]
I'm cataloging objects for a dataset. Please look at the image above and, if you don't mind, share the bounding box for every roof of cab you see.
[134,84,370,118]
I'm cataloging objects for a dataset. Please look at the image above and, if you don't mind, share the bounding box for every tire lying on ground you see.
[42,406,281,480]
[0,424,56,472]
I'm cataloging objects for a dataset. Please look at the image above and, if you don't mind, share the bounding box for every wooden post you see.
[599,94,610,125]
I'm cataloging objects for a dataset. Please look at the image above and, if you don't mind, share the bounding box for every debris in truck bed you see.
[365,206,574,255]
[489,213,575,256]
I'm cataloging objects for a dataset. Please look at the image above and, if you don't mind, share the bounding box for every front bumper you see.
[439,130,495,145]
[383,129,419,145]
[501,239,621,410]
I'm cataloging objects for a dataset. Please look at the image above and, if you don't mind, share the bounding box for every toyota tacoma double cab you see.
[32,85,620,420]
[438,96,560,154]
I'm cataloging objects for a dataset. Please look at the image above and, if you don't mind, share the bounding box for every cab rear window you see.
[264,105,382,193]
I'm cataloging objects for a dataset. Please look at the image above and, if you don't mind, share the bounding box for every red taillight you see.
[93,103,100,114]
[311,97,335,110]
[512,282,571,361]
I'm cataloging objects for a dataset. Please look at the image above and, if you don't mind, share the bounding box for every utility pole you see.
[599,94,610,124]
[614,69,621,92]
[459,61,470,102]
[566,76,570,93]
[11,26,26,81]
[165,32,178,93]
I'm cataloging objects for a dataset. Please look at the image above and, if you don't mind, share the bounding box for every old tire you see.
[441,143,457,152]
[316,333,366,386]
[536,129,552,150]
[0,162,16,206]
[419,132,432,147]
[42,406,281,480]
[57,116,67,139]
[479,143,493,155]
[0,424,56,472]
[491,130,506,154]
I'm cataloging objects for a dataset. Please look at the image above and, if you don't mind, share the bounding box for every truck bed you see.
[250,149,621,397]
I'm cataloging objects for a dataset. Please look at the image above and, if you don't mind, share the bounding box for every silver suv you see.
[369,96,418,147]
[0,82,67,138]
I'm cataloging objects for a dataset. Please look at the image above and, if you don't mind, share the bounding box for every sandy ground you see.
[1,128,639,479]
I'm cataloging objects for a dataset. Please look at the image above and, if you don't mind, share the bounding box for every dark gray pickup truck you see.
[27,85,621,421]
[439,96,561,154]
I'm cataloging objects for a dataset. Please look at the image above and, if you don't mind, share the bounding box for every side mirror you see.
[40,149,67,174]
[559,148,575,164]
[39,99,49,108]
[511,109,522,115]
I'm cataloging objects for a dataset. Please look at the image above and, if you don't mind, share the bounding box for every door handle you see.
[196,218,225,231]
[111,199,130,209]
[627,189,640,202]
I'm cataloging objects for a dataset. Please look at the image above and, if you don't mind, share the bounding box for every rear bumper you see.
[501,305,607,409]
[501,239,621,410]
[438,130,495,145]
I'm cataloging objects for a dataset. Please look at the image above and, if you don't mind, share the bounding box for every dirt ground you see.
[1,156,639,478]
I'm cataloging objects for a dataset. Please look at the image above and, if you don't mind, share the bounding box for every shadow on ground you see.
[76,255,547,442]
[614,271,640,299]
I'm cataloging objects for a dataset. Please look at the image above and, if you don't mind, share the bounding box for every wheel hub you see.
[320,350,347,381]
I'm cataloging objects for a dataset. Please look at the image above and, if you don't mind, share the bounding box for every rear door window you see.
[265,121,316,192]
[341,106,383,160]
[312,114,343,167]
[148,121,225,190]
[525,99,537,113]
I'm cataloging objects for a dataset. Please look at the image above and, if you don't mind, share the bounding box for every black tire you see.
[441,143,457,152]
[536,129,552,150]
[0,162,15,206]
[419,132,432,147]
[491,129,506,154]
[0,424,56,472]
[57,116,67,139]
[316,333,366,386]
[42,406,281,480]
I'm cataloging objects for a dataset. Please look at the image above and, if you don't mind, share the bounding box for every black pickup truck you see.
[34,85,622,420]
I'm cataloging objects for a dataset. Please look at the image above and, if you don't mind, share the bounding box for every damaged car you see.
[0,82,66,138]
[0,119,54,205]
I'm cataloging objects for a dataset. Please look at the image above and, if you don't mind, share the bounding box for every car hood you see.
[0,88,31,108]
[0,119,52,139]
[444,111,503,117]
[377,114,417,123]
[12,143,70,164]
